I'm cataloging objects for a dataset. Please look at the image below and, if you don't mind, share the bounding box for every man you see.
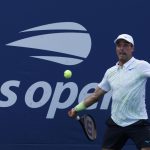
[68,34,150,150]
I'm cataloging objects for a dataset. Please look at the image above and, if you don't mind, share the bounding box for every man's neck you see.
[119,57,132,66]
[119,61,125,66]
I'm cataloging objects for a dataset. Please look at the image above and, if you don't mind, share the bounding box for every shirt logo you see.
[6,22,92,65]
[128,68,134,71]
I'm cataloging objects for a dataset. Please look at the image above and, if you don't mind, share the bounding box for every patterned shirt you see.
[98,57,150,127]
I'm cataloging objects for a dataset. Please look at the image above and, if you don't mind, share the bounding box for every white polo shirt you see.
[98,57,150,127]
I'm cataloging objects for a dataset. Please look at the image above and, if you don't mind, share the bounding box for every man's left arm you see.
[139,61,150,77]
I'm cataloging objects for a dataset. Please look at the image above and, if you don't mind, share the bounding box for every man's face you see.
[116,39,134,62]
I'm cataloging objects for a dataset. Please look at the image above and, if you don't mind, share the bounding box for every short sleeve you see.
[98,70,111,92]
[138,61,150,77]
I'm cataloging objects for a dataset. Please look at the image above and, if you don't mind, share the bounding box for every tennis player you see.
[68,34,150,150]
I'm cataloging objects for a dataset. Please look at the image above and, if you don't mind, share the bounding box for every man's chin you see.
[119,56,127,62]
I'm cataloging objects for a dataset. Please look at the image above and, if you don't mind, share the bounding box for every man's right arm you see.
[68,86,106,118]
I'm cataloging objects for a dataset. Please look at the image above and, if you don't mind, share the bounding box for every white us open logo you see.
[6,22,92,65]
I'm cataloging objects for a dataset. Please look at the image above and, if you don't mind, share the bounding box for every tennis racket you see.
[76,114,97,141]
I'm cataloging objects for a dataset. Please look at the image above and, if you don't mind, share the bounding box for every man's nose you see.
[120,45,126,50]
[118,46,124,51]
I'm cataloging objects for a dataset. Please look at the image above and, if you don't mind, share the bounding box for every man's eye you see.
[117,44,129,47]
[117,44,122,47]
[124,44,129,47]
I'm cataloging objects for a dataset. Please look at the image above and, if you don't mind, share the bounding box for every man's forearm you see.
[74,87,106,112]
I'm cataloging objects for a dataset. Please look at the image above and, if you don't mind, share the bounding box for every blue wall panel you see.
[0,0,150,149]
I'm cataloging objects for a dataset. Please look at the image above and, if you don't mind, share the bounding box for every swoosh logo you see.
[128,68,134,71]
[6,22,92,65]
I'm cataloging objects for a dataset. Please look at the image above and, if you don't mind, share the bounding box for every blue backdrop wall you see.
[0,0,150,150]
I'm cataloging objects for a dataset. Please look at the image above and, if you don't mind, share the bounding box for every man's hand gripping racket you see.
[68,109,97,141]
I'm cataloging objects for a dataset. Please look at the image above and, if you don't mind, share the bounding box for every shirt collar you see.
[116,57,136,69]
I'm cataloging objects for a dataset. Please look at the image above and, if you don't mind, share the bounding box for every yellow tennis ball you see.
[64,70,72,79]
